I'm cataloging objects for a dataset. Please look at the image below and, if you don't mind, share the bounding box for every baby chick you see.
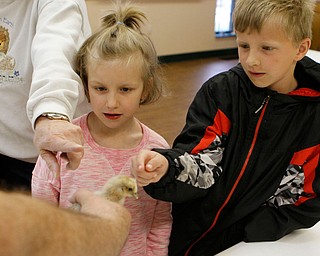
[95,175,138,205]
[70,175,138,211]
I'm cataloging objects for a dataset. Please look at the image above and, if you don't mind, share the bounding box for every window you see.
[214,0,235,38]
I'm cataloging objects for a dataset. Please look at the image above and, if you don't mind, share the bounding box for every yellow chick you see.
[95,175,138,205]
[70,175,138,211]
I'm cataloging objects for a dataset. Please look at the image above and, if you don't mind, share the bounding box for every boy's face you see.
[236,20,307,94]
[86,53,145,132]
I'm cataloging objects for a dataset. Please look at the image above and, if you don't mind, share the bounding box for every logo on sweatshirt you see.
[0,25,21,84]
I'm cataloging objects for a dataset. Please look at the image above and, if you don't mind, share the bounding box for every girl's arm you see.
[146,200,172,256]
[31,155,60,205]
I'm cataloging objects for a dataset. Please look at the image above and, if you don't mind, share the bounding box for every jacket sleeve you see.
[27,0,91,127]
[146,200,172,256]
[145,77,232,203]
[244,146,320,241]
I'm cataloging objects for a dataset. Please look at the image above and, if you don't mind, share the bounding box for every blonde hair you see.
[76,3,166,104]
[233,0,316,46]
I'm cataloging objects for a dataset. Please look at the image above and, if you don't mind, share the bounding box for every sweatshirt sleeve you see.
[27,0,91,127]
[146,200,172,256]
[145,78,232,203]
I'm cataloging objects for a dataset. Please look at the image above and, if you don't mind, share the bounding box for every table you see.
[306,49,320,62]
[217,222,320,256]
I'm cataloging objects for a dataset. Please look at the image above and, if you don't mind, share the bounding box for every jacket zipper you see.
[184,95,271,256]
[255,95,270,114]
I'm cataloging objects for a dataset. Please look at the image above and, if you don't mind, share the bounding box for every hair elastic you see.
[116,21,125,26]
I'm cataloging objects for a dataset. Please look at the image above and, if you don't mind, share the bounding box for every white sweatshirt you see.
[0,0,91,163]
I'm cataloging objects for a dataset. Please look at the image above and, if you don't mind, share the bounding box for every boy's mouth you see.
[249,71,265,77]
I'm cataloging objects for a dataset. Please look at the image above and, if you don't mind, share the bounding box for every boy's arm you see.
[245,154,320,241]
[244,202,320,242]
[0,190,131,256]
[143,81,231,203]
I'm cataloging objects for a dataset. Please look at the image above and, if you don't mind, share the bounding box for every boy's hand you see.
[131,149,169,186]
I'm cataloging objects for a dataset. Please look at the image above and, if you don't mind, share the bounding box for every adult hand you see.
[34,117,84,173]
[70,189,131,220]
[70,189,131,255]
[131,149,169,187]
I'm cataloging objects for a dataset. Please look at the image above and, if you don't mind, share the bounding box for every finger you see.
[135,167,161,187]
[69,189,91,205]
[46,139,84,153]
[133,162,157,179]
[131,152,150,177]
[134,153,156,174]
[62,150,84,170]
[135,149,153,164]
[136,178,155,187]
[39,149,60,173]
[145,153,165,171]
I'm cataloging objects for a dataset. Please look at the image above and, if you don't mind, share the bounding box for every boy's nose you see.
[246,51,260,67]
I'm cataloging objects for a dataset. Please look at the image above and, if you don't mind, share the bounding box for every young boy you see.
[131,0,320,255]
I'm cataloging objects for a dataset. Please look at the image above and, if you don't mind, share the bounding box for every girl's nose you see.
[105,93,118,108]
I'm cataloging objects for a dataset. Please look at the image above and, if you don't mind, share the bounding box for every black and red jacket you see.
[144,56,320,255]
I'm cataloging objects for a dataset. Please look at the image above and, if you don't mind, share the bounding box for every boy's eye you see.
[238,43,249,49]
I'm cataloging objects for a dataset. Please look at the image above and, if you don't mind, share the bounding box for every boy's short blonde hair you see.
[76,3,166,104]
[233,0,316,46]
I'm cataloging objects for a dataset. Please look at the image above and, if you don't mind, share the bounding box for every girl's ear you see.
[295,38,311,61]
[140,77,153,104]
[140,91,148,104]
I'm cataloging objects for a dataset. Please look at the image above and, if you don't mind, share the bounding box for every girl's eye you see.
[262,46,274,51]
[95,87,107,92]
[120,87,131,92]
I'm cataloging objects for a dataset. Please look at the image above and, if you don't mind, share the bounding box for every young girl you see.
[32,4,172,256]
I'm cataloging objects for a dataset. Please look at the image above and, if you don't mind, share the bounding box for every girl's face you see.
[87,53,145,132]
[236,19,309,94]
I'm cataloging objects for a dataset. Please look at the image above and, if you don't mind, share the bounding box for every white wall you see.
[85,0,237,56]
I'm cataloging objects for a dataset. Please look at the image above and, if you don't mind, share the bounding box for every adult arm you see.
[28,0,91,172]
[0,190,131,256]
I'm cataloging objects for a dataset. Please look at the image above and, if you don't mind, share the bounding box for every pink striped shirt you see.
[32,113,172,256]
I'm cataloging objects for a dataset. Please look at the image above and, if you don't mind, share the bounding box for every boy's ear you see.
[295,38,311,61]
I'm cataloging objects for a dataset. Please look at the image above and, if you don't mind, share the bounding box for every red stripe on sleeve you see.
[291,145,320,206]
[191,109,231,154]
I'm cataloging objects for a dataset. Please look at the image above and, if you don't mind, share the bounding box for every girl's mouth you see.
[104,113,121,120]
